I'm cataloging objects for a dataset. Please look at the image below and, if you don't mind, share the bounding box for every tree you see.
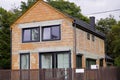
[112,21,120,66]
[96,15,117,57]
[47,0,89,22]
[0,8,11,69]
[20,0,89,22]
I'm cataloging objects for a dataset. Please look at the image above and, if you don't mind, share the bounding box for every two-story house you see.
[11,0,106,70]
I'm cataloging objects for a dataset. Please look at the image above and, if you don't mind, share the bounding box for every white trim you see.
[18,19,63,28]
[13,46,72,54]
[77,51,105,59]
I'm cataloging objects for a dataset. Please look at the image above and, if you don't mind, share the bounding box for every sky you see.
[0,0,120,22]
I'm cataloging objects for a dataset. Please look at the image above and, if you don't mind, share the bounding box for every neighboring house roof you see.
[11,0,105,39]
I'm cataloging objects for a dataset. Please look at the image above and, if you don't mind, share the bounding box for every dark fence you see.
[0,67,120,80]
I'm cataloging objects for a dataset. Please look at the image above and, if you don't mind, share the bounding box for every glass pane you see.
[51,26,60,40]
[41,54,52,69]
[76,55,82,68]
[32,28,39,41]
[57,53,69,68]
[43,28,51,40]
[21,54,29,69]
[23,29,31,41]
[86,59,96,69]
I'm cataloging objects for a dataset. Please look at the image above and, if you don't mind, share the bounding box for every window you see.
[92,35,95,41]
[42,25,60,41]
[20,53,30,69]
[87,33,90,40]
[86,59,96,69]
[40,51,70,69]
[22,27,40,42]
[100,59,103,67]
[76,55,82,68]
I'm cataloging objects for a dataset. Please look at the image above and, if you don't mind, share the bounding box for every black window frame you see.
[39,51,71,69]
[22,27,40,43]
[20,53,30,70]
[76,55,82,68]
[86,58,96,69]
[42,25,61,41]
[87,33,90,40]
[92,35,95,41]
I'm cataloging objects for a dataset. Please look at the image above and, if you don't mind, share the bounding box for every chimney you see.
[90,17,95,30]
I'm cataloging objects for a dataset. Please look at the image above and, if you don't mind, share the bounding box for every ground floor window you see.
[100,59,103,67]
[76,55,82,68]
[86,59,96,69]
[40,51,71,69]
[20,53,30,69]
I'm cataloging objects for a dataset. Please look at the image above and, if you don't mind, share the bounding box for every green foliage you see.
[112,21,120,57]
[97,15,120,66]
[0,8,11,69]
[96,16,117,57]
[20,0,89,22]
[115,56,120,66]
[47,0,89,22]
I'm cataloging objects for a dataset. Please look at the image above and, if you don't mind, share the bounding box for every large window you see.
[20,53,30,69]
[42,25,60,41]
[86,59,96,69]
[76,55,82,68]
[22,27,40,42]
[40,51,70,69]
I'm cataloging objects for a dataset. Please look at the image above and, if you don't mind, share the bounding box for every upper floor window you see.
[42,25,61,41]
[87,33,90,40]
[22,27,40,42]
[92,35,95,41]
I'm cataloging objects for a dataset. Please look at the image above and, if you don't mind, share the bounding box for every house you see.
[11,0,106,70]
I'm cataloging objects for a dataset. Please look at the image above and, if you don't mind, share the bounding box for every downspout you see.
[72,20,77,80]
[73,20,77,67]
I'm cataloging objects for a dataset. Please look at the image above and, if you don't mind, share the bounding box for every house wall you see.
[76,28,105,68]
[11,1,75,70]
[11,1,106,69]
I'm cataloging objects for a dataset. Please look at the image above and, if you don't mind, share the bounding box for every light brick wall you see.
[11,1,105,69]
[75,28,105,67]
[11,1,75,69]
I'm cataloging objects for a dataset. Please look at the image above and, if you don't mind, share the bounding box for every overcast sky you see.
[0,0,120,21]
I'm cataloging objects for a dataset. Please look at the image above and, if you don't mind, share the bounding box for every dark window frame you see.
[20,53,30,70]
[76,54,82,68]
[92,35,95,41]
[86,58,96,69]
[87,33,90,40]
[42,25,61,41]
[39,51,71,69]
[22,27,40,43]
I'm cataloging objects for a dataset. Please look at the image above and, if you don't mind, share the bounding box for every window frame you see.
[20,53,30,70]
[87,33,90,40]
[39,51,71,69]
[76,55,82,68]
[42,25,61,41]
[22,27,40,43]
[92,35,95,41]
[86,58,96,69]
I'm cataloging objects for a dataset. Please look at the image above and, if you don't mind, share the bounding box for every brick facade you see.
[11,0,106,69]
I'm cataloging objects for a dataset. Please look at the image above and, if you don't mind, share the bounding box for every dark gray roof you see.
[73,18,105,39]
[105,55,113,60]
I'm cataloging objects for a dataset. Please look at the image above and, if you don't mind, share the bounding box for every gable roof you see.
[10,0,73,28]
[11,0,105,39]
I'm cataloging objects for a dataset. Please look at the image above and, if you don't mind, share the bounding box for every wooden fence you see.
[0,67,120,80]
